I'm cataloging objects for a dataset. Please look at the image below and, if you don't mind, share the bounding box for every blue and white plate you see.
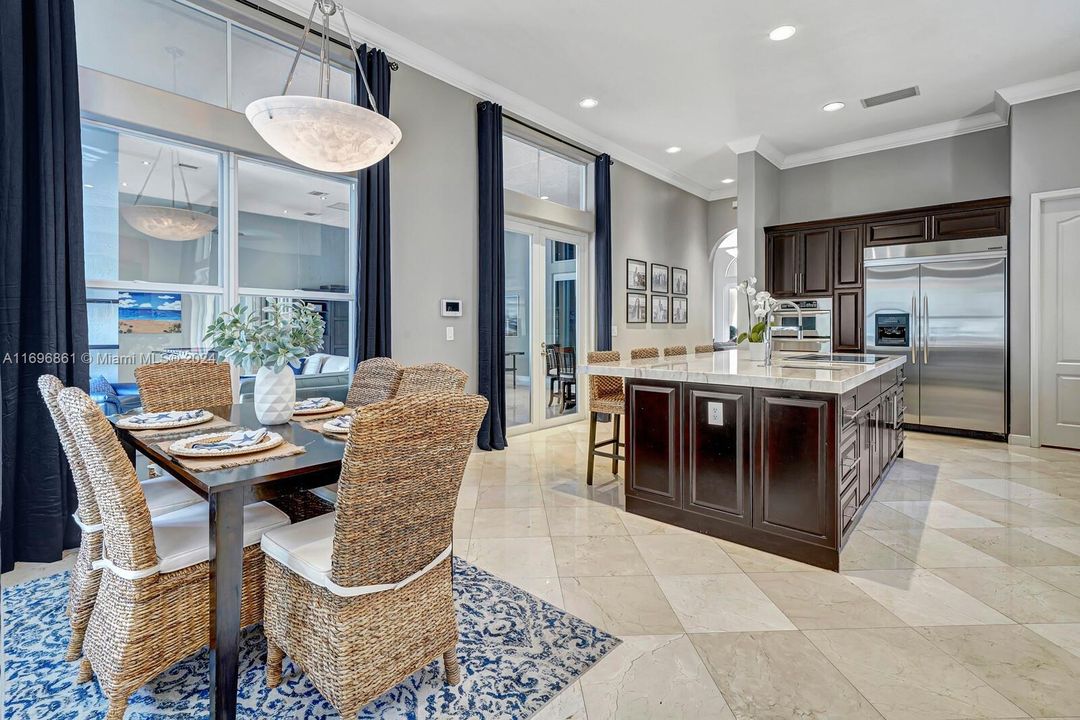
[169,429,283,458]
[293,398,345,416]
[323,414,353,434]
[116,409,212,430]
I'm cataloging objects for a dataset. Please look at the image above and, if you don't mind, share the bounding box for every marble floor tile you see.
[531,681,587,720]
[453,508,473,540]
[545,506,627,536]
[844,569,1014,626]
[1013,497,1080,524]
[552,536,651,577]
[655,574,796,632]
[470,507,550,538]
[917,624,1080,718]
[456,484,479,510]
[1026,623,1080,659]
[0,550,77,586]
[630,533,741,575]
[615,510,690,536]
[559,575,683,636]
[864,527,1005,567]
[1019,565,1080,596]
[748,571,904,629]
[715,538,826,573]
[475,484,545,508]
[857,502,929,531]
[691,631,884,720]
[950,476,1064,500]
[931,566,1080,623]
[840,531,919,571]
[465,537,557,577]
[947,497,1077,528]
[942,527,1080,567]
[501,575,564,608]
[579,634,733,720]
[804,627,1026,720]
[881,500,1004,529]
[1019,526,1080,557]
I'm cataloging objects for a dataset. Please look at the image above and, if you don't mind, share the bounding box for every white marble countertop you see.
[580,350,906,394]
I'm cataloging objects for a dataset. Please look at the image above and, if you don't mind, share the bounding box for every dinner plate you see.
[292,399,345,416]
[323,415,353,434]
[168,430,284,458]
[116,409,213,430]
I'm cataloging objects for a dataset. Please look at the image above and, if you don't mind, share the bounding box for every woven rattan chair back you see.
[346,357,403,407]
[664,345,688,357]
[630,346,659,360]
[331,393,487,588]
[695,344,716,353]
[395,363,468,397]
[135,359,233,412]
[58,387,157,573]
[586,350,623,406]
[39,374,100,526]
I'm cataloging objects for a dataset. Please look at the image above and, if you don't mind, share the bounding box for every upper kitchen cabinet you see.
[864,215,929,246]
[766,229,832,298]
[766,232,799,297]
[932,205,1008,241]
[834,225,863,288]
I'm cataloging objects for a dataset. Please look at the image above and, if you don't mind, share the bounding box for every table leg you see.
[208,488,244,720]
[512,354,518,389]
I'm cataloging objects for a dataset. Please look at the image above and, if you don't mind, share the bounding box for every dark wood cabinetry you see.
[684,386,752,525]
[932,206,1007,241]
[627,382,681,507]
[865,216,928,246]
[766,232,799,298]
[800,229,833,296]
[833,289,862,352]
[834,225,863,288]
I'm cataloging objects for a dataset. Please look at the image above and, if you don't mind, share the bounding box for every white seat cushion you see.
[152,501,291,574]
[260,512,337,586]
[142,476,203,517]
[309,484,338,505]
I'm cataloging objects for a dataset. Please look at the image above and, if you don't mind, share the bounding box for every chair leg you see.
[77,658,94,684]
[586,412,598,486]
[104,698,128,720]
[612,414,621,475]
[444,648,462,685]
[266,639,284,688]
[65,624,86,663]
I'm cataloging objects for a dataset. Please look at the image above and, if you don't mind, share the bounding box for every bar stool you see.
[664,345,687,357]
[695,344,716,353]
[630,346,659,360]
[586,350,625,485]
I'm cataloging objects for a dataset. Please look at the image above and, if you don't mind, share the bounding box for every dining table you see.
[108,402,347,720]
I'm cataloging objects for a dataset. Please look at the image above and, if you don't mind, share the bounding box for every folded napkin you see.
[190,428,268,451]
[326,415,353,431]
[125,410,204,425]
[295,396,332,411]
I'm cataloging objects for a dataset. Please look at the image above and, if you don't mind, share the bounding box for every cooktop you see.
[787,353,885,364]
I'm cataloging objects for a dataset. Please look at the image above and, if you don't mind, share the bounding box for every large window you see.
[502,134,586,210]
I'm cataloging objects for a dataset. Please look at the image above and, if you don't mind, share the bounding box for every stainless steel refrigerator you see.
[864,237,1007,436]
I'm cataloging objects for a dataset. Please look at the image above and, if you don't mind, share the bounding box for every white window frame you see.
[502,131,588,211]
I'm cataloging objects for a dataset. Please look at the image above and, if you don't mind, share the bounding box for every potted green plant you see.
[736,277,779,362]
[203,298,325,424]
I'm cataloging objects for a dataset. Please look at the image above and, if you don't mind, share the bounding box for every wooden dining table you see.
[108,403,347,720]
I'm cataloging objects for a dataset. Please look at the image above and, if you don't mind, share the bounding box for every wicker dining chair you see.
[630,346,660,360]
[695,344,716,353]
[396,362,468,396]
[585,351,625,485]
[261,392,488,717]
[663,345,688,357]
[135,359,233,412]
[37,375,203,663]
[345,357,403,407]
[57,386,289,720]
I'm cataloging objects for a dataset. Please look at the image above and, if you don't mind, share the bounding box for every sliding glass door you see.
[504,219,589,434]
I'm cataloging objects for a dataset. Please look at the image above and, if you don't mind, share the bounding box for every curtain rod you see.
[234,0,399,70]
[504,115,602,161]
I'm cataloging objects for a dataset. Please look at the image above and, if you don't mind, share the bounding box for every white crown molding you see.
[266,0,713,199]
[704,189,738,202]
[725,135,783,169]
[780,111,1008,169]
[996,69,1080,106]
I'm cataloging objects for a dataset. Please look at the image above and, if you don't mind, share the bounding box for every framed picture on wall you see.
[651,295,669,323]
[672,296,688,324]
[651,263,669,293]
[626,292,647,324]
[672,267,688,296]
[626,258,647,290]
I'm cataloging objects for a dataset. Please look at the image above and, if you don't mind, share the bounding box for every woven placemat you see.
[130,414,236,443]
[298,407,354,438]
[158,438,306,472]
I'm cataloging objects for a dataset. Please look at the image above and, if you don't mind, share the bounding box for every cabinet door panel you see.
[865,216,929,245]
[834,289,863,352]
[767,232,799,298]
[627,382,681,506]
[932,207,1007,241]
[684,385,751,525]
[834,225,863,288]
[754,391,836,546]
[800,229,833,296]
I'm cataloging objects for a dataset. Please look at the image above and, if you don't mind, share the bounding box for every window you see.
[230,27,352,112]
[502,134,586,209]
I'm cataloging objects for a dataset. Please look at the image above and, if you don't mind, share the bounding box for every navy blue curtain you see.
[355,45,392,361]
[1,0,89,572]
[594,154,613,351]
[476,101,506,450]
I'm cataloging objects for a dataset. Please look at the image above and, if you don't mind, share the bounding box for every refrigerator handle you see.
[923,294,929,364]
[910,293,917,364]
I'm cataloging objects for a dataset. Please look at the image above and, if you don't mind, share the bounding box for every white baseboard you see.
[1007,434,1033,447]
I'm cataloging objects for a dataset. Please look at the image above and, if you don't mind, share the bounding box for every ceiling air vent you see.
[303,211,320,217]
[860,86,920,109]
[326,201,349,211]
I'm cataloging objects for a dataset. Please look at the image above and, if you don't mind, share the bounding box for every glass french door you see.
[504,219,589,434]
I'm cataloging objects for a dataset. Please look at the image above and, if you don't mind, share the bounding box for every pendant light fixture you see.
[121,146,219,241]
[245,0,401,173]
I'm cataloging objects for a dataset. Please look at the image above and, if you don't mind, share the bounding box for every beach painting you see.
[119,292,182,334]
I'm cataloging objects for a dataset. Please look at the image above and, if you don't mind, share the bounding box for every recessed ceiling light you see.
[540,195,549,200]
[282,209,289,214]
[769,25,796,41]
[721,178,735,184]
[822,101,846,112]
[665,146,682,154]
[121,182,128,187]
[578,97,599,109]
[142,160,150,166]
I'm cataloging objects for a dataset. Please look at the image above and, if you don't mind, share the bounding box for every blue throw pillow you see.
[88,375,117,400]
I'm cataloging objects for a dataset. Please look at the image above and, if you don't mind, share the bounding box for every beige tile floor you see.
[6,426,1080,719]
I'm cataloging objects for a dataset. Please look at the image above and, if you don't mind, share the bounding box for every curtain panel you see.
[0,0,89,572]
[594,154,613,351]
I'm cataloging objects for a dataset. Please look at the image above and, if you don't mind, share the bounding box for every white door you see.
[504,219,590,435]
[1036,190,1080,449]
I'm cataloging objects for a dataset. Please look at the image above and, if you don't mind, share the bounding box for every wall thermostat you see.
[440,299,462,317]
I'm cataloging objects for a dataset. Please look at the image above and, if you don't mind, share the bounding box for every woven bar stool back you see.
[695,344,716,353]
[630,346,659,360]
[346,357,403,407]
[135,359,233,412]
[396,362,468,396]
[663,345,687,357]
[585,351,625,485]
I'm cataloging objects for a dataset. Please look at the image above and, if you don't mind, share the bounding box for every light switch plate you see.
[612,325,618,337]
[707,401,724,426]
[445,326,455,341]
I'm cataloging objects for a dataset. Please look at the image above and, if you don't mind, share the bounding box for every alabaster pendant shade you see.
[245,95,401,173]
[121,205,218,242]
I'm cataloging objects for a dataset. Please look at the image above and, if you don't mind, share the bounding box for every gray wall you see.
[610,162,711,353]
[707,197,738,250]
[1009,90,1080,438]
[735,152,780,332]
[389,64,480,392]
[778,127,1011,224]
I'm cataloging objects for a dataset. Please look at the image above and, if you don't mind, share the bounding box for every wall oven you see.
[772,298,832,339]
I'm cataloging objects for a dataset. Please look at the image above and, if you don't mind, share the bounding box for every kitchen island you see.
[580,351,907,570]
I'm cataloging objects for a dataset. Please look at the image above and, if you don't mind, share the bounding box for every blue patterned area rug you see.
[3,558,618,719]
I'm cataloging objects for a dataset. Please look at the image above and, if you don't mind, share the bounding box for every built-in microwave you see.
[772,298,832,339]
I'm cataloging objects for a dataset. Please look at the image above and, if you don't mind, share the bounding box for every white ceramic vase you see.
[253,365,295,425]
[746,342,768,362]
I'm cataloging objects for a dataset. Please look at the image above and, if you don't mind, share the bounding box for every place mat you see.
[298,407,355,438]
[158,438,306,472]
[130,414,236,442]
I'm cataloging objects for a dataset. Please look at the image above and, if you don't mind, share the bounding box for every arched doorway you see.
[710,229,738,342]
